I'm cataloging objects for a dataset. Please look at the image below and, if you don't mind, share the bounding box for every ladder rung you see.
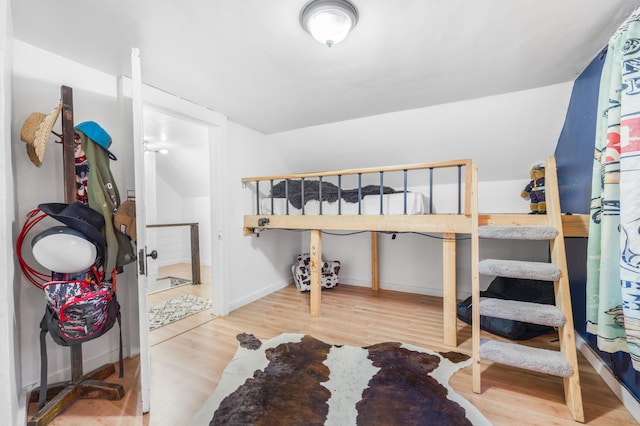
[479,297,565,327]
[478,225,558,240]
[478,259,560,281]
[479,339,573,377]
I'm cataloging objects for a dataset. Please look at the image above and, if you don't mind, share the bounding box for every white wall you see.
[268,82,573,298]
[224,121,299,310]
[152,177,213,268]
[0,0,18,423]
[153,174,190,266]
[11,40,139,406]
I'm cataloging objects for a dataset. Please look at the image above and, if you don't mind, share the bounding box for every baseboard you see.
[575,334,640,423]
[337,278,471,300]
[229,278,291,311]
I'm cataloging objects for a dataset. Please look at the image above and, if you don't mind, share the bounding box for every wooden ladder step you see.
[479,339,573,377]
[478,259,561,281]
[479,297,565,327]
[478,225,558,240]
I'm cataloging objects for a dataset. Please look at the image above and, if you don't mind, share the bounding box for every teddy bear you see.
[521,164,546,214]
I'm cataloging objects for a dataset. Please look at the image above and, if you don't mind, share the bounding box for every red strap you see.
[16,209,50,290]
[111,267,117,294]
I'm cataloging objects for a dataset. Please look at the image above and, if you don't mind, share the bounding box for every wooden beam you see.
[244,214,473,234]
[190,223,201,284]
[61,86,86,385]
[241,159,472,182]
[470,164,481,393]
[244,213,588,237]
[442,232,457,347]
[478,213,589,237]
[464,163,472,216]
[545,157,584,422]
[61,86,76,205]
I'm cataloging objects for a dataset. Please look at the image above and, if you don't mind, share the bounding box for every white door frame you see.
[138,83,228,316]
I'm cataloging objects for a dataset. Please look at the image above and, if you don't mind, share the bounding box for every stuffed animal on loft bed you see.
[521,163,546,214]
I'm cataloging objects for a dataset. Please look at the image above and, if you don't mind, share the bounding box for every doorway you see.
[142,106,214,341]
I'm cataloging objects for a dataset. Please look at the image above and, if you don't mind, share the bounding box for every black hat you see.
[38,202,106,263]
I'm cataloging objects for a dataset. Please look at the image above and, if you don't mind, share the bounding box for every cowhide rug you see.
[190,333,491,425]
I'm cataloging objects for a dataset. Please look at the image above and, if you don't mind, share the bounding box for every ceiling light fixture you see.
[300,0,358,48]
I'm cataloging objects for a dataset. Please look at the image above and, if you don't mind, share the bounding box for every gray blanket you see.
[270,179,399,210]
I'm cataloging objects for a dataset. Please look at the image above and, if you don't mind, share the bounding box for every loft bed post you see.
[442,232,457,347]
[371,232,379,291]
[309,230,322,316]
[28,85,124,426]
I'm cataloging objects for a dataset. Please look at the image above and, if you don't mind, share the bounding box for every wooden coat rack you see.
[28,86,125,426]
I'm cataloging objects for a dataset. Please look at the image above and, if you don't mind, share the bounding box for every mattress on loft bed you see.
[260,192,427,215]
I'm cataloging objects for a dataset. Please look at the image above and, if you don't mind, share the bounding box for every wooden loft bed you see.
[242,159,589,348]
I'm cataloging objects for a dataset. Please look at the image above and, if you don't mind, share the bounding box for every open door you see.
[129,46,228,415]
[131,47,151,413]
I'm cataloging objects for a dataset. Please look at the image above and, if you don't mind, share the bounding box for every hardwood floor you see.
[27,279,638,425]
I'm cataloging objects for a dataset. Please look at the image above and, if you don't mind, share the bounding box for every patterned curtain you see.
[587,8,640,371]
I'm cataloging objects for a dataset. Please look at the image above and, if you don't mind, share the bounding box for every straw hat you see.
[20,102,62,167]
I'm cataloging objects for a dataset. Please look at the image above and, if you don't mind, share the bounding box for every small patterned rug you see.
[149,295,212,330]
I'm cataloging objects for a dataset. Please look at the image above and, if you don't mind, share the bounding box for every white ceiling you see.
[12,1,640,135]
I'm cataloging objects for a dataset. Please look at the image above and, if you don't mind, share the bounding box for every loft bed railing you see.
[242,159,473,234]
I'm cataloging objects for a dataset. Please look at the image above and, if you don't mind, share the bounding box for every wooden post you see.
[371,231,379,291]
[190,223,201,284]
[61,86,85,383]
[309,230,322,317]
[61,86,76,205]
[442,232,457,347]
[546,157,584,422]
[470,164,481,394]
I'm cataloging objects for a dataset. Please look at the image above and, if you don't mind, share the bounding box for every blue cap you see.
[75,121,117,160]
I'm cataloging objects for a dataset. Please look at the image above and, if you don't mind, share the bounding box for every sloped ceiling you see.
[12,1,640,135]
[143,108,210,199]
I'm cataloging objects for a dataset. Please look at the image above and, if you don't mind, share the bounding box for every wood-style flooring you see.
[26,265,638,425]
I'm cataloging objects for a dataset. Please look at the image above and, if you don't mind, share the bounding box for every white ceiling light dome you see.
[300,0,358,47]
